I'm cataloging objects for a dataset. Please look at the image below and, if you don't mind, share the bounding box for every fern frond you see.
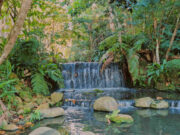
[31,73,49,95]
[40,63,64,87]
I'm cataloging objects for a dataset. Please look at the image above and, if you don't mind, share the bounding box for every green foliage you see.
[147,60,168,85]
[0,61,18,108]
[9,36,64,95]
[31,73,49,95]
[30,110,43,122]
[39,63,64,87]
[106,110,120,119]
[93,89,104,94]
[166,59,180,71]
[69,2,111,62]
[10,38,42,71]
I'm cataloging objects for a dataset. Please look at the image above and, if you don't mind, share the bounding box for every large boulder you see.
[135,97,154,108]
[1,121,18,131]
[39,117,65,127]
[93,96,118,112]
[29,127,60,135]
[79,131,96,135]
[37,103,49,110]
[39,107,65,118]
[109,114,134,124]
[51,92,63,103]
[150,100,169,109]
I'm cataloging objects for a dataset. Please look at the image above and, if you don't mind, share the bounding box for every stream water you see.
[24,62,180,135]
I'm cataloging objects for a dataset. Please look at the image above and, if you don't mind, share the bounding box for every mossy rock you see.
[93,96,118,112]
[58,127,70,135]
[2,124,18,131]
[155,82,176,91]
[135,97,154,108]
[19,91,32,102]
[150,100,169,109]
[93,89,104,93]
[109,114,134,124]
[51,92,63,103]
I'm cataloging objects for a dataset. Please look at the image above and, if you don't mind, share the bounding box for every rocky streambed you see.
[2,89,180,135]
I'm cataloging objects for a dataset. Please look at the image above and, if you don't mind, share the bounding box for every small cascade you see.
[166,100,180,109]
[62,88,136,108]
[118,100,135,108]
[61,62,125,89]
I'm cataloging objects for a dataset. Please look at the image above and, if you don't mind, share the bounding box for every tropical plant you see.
[30,110,43,122]
[0,61,18,108]
[9,37,64,95]
[147,60,168,85]
[106,110,120,120]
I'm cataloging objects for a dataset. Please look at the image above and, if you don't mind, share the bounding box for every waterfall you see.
[61,62,125,90]
[60,62,180,112]
[166,100,180,109]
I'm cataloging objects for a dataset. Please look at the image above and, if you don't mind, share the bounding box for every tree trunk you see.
[155,38,160,64]
[108,6,115,32]
[165,15,180,61]
[154,18,160,64]
[0,0,3,16]
[0,0,33,65]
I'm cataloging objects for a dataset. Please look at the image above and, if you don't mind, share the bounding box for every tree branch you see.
[165,14,180,61]
[0,0,33,65]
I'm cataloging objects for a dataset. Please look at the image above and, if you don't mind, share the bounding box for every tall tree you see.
[0,0,33,65]
[0,0,3,16]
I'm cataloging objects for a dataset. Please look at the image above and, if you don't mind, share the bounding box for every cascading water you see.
[61,62,125,90]
[59,62,180,110]
[59,62,138,108]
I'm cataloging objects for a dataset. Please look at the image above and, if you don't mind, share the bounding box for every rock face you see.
[79,131,96,135]
[93,96,118,112]
[109,114,134,124]
[39,117,65,127]
[150,100,169,109]
[37,103,49,110]
[135,97,154,108]
[39,107,65,118]
[51,92,63,103]
[29,127,60,135]
[3,123,18,131]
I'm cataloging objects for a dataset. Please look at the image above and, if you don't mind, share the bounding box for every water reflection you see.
[64,108,180,135]
[20,107,180,135]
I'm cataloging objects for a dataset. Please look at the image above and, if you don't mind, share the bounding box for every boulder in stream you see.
[51,92,63,103]
[135,97,154,108]
[29,127,60,135]
[79,131,96,135]
[150,100,169,109]
[93,96,118,112]
[109,114,134,124]
[37,103,49,110]
[0,120,18,131]
[39,107,65,118]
